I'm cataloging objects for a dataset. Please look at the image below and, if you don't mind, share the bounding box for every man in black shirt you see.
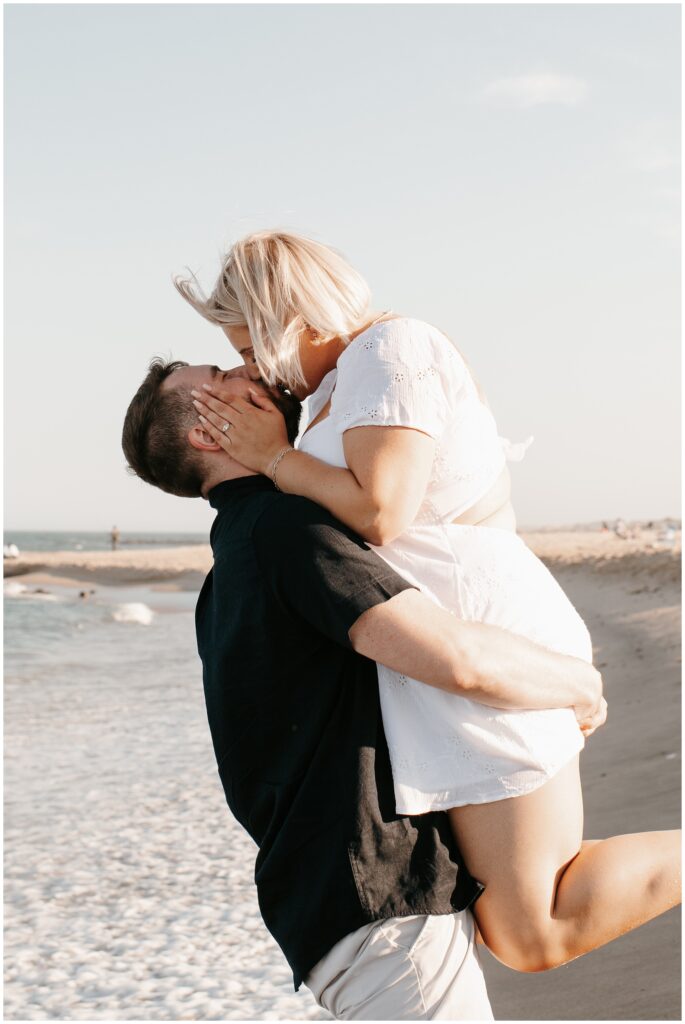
[122,360,603,1020]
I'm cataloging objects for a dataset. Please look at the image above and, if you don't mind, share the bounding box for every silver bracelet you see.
[269,445,295,491]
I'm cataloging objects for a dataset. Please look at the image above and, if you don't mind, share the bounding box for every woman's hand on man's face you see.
[191,384,290,475]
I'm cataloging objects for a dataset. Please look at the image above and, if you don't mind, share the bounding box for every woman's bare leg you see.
[448,756,681,972]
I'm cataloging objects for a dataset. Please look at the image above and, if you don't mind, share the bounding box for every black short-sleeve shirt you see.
[195,476,483,990]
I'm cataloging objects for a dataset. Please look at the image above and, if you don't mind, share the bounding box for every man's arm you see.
[252,498,604,732]
[349,589,604,733]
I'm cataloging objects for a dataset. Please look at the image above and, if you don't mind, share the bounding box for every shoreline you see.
[3,545,212,590]
[4,530,681,589]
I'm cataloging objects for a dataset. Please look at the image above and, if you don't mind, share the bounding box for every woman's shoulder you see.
[339,316,466,374]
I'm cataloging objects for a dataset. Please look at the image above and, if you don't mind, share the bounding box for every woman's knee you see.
[481,915,570,973]
[488,935,568,973]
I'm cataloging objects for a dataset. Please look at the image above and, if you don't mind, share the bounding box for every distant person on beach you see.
[175,230,680,993]
[123,360,607,1019]
[110,525,120,551]
[614,518,629,539]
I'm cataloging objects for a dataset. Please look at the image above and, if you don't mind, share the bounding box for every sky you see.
[4,3,680,532]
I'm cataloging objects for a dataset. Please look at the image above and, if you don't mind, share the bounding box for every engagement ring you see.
[222,422,231,432]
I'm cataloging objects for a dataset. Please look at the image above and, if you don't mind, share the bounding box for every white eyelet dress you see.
[297,318,590,813]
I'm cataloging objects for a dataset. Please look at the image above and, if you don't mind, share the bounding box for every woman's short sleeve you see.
[330,319,466,439]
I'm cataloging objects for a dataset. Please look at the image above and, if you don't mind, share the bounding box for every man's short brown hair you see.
[122,359,302,498]
[122,359,205,497]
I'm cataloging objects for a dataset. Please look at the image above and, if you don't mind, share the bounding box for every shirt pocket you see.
[347,818,414,916]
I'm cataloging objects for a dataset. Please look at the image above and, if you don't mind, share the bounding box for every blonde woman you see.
[177,231,680,974]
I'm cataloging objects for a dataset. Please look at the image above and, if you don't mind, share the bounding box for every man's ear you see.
[187,424,222,452]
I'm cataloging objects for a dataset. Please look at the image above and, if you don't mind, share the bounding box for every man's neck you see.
[201,459,260,498]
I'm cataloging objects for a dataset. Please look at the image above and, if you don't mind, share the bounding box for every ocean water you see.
[4,530,207,553]
[3,525,206,703]
[4,576,200,695]
[3,532,207,680]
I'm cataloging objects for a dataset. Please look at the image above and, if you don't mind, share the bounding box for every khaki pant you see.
[305,912,494,1020]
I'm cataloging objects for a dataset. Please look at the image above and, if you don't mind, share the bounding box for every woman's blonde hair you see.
[174,230,372,389]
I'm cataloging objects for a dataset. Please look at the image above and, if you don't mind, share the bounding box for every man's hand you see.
[575,695,608,738]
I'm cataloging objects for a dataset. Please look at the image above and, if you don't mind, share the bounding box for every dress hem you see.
[394,746,583,815]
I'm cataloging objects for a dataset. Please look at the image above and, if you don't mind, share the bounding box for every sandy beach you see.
[3,545,213,590]
[480,537,681,1021]
[4,528,681,1020]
